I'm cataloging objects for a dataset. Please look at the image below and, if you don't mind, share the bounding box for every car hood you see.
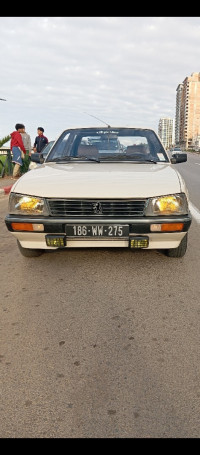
[11,162,185,198]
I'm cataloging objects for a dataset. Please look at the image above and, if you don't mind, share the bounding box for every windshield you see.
[46,128,169,163]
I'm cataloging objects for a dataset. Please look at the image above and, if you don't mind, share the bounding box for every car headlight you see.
[145,193,188,216]
[9,193,49,216]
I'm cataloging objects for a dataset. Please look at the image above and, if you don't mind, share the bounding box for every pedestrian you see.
[33,127,48,153]
[10,124,27,179]
[20,126,32,173]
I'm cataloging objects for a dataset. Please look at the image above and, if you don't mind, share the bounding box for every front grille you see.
[46,199,147,217]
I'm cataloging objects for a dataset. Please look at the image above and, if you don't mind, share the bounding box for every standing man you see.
[10,123,27,179]
[33,127,48,153]
[21,125,32,173]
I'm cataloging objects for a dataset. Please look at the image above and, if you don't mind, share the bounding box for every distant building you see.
[175,72,200,150]
[193,134,200,151]
[175,83,183,145]
[158,117,174,150]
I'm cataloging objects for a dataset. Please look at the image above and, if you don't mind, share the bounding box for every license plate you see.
[66,224,129,237]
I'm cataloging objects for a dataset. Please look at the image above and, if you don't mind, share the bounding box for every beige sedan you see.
[5,127,192,258]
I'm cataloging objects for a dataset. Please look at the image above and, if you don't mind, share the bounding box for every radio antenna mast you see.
[83,112,110,128]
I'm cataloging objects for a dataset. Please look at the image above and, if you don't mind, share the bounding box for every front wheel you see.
[17,240,44,257]
[164,233,188,258]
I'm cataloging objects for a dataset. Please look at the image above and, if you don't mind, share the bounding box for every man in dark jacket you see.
[33,127,48,153]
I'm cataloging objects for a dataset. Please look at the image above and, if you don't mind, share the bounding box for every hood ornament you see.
[92,202,103,214]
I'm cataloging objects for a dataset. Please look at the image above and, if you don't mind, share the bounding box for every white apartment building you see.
[158,117,174,150]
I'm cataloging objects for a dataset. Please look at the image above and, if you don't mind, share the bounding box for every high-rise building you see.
[175,72,200,149]
[175,83,183,145]
[158,117,174,150]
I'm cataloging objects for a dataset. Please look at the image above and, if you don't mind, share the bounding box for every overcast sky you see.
[1,16,200,145]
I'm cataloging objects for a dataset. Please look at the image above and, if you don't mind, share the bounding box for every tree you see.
[0,135,11,148]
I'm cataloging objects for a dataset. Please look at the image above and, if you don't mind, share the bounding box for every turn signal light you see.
[150,223,184,232]
[11,222,34,231]
[11,223,44,231]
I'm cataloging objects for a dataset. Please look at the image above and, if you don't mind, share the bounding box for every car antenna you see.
[83,112,111,128]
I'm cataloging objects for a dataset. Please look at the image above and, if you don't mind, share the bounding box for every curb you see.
[0,185,13,196]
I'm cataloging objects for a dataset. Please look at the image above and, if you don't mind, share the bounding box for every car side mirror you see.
[39,153,45,164]
[30,153,40,163]
[171,153,187,164]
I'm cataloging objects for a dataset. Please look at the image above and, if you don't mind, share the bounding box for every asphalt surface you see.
[1,156,200,438]
[0,176,13,195]
[1,202,200,438]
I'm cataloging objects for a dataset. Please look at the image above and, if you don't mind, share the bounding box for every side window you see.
[148,131,169,161]
[48,133,70,160]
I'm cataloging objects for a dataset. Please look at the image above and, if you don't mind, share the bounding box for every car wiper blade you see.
[100,154,126,160]
[140,159,158,164]
[49,156,73,162]
[100,155,158,163]
[49,155,101,163]
[50,155,158,164]
[77,155,100,162]
[124,155,158,163]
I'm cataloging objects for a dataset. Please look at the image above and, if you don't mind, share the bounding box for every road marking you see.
[189,202,200,224]
[195,163,200,165]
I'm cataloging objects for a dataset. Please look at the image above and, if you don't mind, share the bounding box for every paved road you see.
[0,156,200,438]
[175,152,200,211]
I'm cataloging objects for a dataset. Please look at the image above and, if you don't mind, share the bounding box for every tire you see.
[164,233,188,258]
[17,240,44,257]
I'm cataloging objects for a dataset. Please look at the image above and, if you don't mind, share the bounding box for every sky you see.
[1,16,200,146]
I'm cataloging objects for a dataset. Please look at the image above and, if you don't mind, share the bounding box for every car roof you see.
[59,126,157,135]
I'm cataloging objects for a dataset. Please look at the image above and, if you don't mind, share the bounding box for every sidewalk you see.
[0,176,14,196]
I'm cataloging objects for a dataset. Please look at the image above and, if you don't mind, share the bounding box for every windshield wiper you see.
[100,154,158,163]
[140,159,158,164]
[50,155,100,163]
[124,154,158,164]
[100,154,126,160]
[49,156,73,162]
[49,155,158,164]
[76,155,100,162]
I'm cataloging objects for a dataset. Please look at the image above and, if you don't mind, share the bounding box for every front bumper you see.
[5,214,192,250]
